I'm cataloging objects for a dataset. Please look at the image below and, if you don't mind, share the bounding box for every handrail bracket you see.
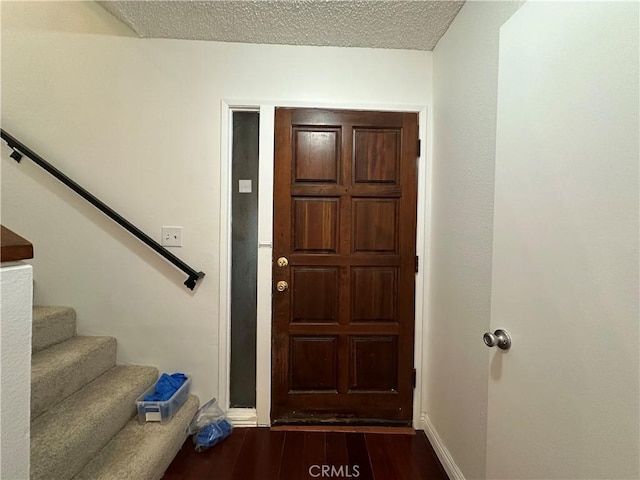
[185,271,206,291]
[8,144,23,162]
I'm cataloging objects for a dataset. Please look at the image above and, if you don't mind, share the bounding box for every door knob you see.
[277,257,289,267]
[483,329,511,350]
[276,281,289,292]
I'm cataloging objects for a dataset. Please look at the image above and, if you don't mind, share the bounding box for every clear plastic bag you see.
[186,398,233,452]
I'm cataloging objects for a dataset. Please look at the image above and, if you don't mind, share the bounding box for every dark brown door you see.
[272,108,419,424]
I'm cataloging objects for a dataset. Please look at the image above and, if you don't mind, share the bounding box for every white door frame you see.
[219,100,431,427]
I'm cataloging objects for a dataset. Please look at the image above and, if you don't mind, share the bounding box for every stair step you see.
[73,395,199,480]
[32,306,76,353]
[31,336,117,419]
[30,365,158,480]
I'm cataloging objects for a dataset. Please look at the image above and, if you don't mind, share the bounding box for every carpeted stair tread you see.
[31,335,117,418]
[73,395,199,480]
[32,306,77,353]
[31,364,158,480]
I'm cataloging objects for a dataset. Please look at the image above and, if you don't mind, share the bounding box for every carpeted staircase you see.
[30,306,199,480]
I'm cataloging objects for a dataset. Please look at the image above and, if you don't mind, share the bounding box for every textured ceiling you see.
[98,1,465,51]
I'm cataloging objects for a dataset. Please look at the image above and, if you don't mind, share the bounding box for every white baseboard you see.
[226,408,258,427]
[420,413,465,480]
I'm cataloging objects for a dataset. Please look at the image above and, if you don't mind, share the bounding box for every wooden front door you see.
[272,108,419,424]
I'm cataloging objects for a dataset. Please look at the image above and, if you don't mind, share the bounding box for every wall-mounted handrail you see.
[1,129,205,290]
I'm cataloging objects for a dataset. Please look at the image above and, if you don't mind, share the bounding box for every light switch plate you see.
[239,179,252,193]
[161,226,182,247]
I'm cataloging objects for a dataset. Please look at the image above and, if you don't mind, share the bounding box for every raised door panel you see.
[292,267,339,324]
[352,199,399,254]
[294,128,341,183]
[293,198,339,253]
[290,336,338,392]
[353,129,400,184]
[349,336,398,392]
[351,267,397,323]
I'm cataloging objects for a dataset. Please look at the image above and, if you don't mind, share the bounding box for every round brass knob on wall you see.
[276,280,289,292]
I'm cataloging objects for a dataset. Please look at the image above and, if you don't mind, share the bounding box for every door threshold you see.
[270,425,416,435]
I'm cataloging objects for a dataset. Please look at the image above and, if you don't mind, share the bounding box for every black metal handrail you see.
[1,129,205,290]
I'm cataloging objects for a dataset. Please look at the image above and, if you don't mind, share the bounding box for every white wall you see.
[0,1,432,404]
[427,2,523,478]
[0,263,33,480]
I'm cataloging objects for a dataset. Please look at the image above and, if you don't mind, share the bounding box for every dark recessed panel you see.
[349,336,398,392]
[293,198,339,253]
[293,128,340,183]
[292,267,338,323]
[353,129,400,184]
[290,336,338,392]
[230,111,259,408]
[351,267,397,322]
[352,199,398,253]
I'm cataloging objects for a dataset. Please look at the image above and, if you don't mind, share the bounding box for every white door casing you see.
[219,101,430,427]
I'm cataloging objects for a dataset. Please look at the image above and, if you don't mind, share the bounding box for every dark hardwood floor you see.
[163,428,449,480]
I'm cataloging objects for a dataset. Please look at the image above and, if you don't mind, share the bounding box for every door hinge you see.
[412,368,417,388]
[417,139,421,157]
[415,256,419,273]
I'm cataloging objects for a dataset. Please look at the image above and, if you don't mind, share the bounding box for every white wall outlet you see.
[161,226,182,247]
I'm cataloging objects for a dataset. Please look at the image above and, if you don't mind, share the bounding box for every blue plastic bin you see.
[135,376,191,424]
